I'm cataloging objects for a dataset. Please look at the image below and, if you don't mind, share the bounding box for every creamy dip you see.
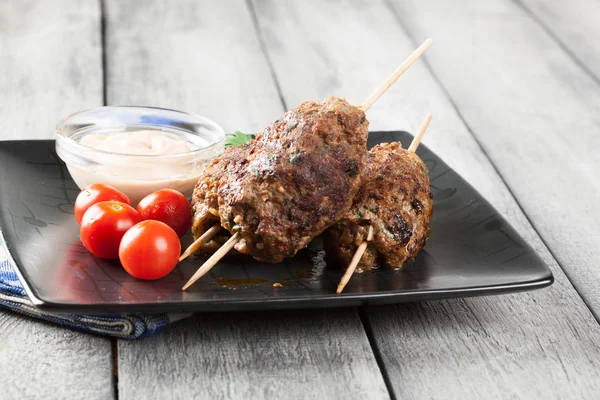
[67,129,209,204]
[79,130,192,155]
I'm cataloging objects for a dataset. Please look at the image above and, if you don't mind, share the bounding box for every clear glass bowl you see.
[56,106,225,204]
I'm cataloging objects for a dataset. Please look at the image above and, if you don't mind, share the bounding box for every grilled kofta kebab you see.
[190,140,433,269]
[189,140,433,272]
[186,115,432,295]
[325,140,433,294]
[326,115,433,293]
[324,142,432,269]
[190,96,369,264]
[181,39,433,290]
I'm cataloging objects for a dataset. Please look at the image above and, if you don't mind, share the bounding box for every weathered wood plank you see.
[253,0,600,398]
[517,0,600,81]
[0,0,103,140]
[0,1,113,399]
[387,0,600,314]
[105,1,388,398]
[0,309,114,400]
[104,0,284,135]
[118,309,388,400]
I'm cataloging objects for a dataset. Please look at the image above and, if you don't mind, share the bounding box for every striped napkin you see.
[0,239,190,339]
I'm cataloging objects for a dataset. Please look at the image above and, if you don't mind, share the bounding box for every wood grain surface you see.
[104,1,388,399]
[253,0,600,398]
[388,0,600,317]
[0,1,113,400]
[118,309,389,400]
[0,310,114,400]
[0,0,102,140]
[517,0,600,83]
[104,0,284,134]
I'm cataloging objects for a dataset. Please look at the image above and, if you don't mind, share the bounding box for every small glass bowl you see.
[56,106,225,204]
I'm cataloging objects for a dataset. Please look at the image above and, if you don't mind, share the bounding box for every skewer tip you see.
[336,226,374,294]
[359,38,434,112]
[407,114,432,153]
[181,233,241,291]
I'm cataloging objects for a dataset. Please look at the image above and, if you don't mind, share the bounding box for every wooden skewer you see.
[408,113,432,153]
[182,233,241,291]
[179,223,222,262]
[336,226,374,294]
[337,114,433,294]
[359,38,433,111]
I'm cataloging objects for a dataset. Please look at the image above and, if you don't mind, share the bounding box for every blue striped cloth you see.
[0,239,190,339]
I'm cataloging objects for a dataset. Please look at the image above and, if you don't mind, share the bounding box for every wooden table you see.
[2,0,600,398]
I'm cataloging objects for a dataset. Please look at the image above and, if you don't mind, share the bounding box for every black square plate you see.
[0,132,553,313]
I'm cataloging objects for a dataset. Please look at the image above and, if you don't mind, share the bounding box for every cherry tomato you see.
[80,201,141,259]
[74,183,131,225]
[136,189,192,237]
[119,220,181,280]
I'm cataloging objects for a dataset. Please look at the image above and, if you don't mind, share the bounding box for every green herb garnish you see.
[225,131,253,148]
[222,214,233,228]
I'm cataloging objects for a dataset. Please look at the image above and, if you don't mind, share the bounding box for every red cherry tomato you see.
[74,183,131,225]
[119,220,181,280]
[136,189,192,237]
[80,201,141,259]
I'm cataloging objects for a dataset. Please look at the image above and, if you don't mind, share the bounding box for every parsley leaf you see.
[225,131,253,148]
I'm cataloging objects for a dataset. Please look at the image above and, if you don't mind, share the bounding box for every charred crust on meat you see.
[345,161,359,177]
[388,212,411,244]
[369,193,384,201]
[411,199,423,215]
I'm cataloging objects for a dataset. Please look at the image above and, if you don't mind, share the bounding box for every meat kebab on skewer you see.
[197,97,368,259]
[181,97,368,290]
[328,114,433,294]
[181,39,433,290]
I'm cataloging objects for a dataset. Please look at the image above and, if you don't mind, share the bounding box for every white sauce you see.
[67,129,208,204]
[79,130,192,155]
